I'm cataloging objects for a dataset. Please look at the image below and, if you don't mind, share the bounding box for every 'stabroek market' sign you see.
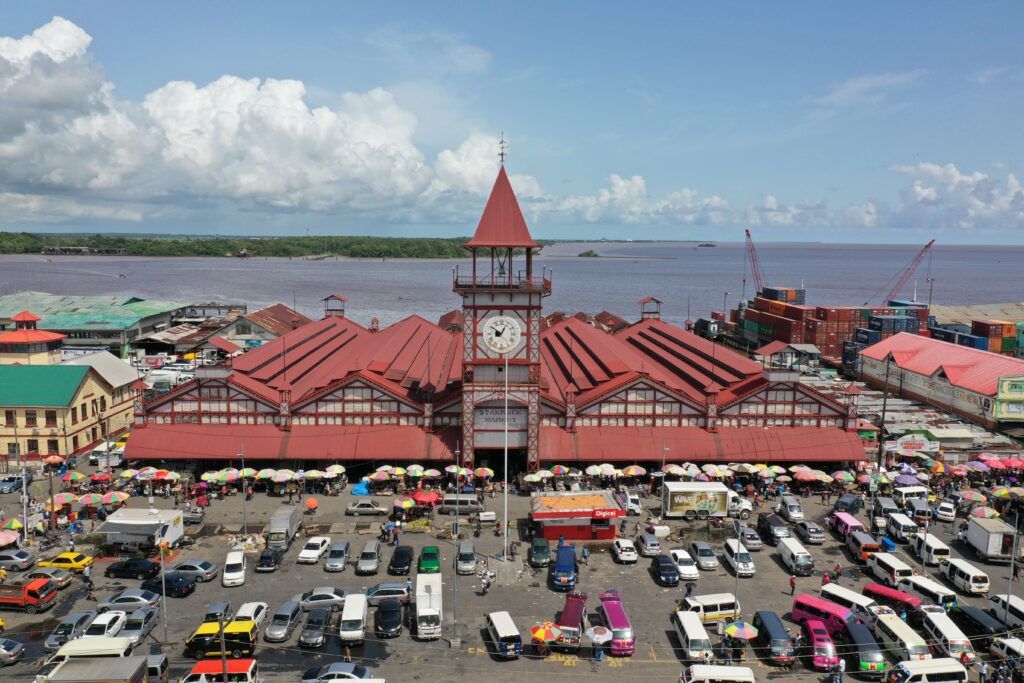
[884,434,940,453]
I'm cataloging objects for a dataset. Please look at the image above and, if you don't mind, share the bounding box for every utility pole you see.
[239,442,248,534]
[502,353,509,563]
[1001,510,1020,628]
[159,541,169,647]
[451,442,460,648]
[218,610,229,678]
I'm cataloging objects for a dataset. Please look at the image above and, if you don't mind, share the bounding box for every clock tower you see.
[453,164,551,472]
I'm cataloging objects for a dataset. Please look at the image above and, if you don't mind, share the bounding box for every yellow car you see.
[38,552,95,573]
[115,432,130,449]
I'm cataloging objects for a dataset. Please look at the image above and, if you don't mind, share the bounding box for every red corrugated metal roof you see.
[755,340,789,356]
[0,328,65,343]
[11,311,41,322]
[861,333,1024,396]
[464,166,540,249]
[540,426,866,463]
[243,304,312,337]
[208,337,242,354]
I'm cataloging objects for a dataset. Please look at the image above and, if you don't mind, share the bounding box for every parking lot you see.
[0,476,1016,682]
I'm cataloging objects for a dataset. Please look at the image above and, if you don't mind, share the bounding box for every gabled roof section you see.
[64,352,137,389]
[0,365,89,407]
[861,332,1024,396]
[464,166,540,249]
[243,304,313,337]
[755,340,789,356]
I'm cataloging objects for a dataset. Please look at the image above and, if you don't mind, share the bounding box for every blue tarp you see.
[351,482,370,496]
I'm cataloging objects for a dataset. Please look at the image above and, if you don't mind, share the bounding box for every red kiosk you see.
[529,490,624,541]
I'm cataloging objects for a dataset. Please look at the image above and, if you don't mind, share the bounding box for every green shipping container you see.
[1003,336,1017,350]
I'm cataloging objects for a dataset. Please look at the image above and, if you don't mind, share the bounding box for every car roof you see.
[691,541,712,548]
[94,611,126,622]
[371,582,406,590]
[307,536,329,543]
[308,607,330,617]
[616,538,635,546]
[312,586,342,593]
[237,602,265,614]
[127,607,154,618]
[275,600,300,613]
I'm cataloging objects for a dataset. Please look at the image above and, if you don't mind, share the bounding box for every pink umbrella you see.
[794,471,818,482]
[976,453,1000,461]
[986,460,1006,470]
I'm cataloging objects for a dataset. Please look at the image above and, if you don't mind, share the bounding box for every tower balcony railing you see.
[453,267,552,294]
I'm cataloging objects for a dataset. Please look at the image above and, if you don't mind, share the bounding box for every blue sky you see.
[1,2,1022,242]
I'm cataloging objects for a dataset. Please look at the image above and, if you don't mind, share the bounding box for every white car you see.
[234,601,269,629]
[934,502,956,523]
[222,551,246,587]
[80,611,127,639]
[298,537,331,564]
[668,548,700,581]
[611,539,639,564]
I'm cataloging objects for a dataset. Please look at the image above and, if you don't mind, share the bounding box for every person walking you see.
[82,564,92,589]
[581,546,590,565]
[977,658,988,683]
[837,656,846,683]
[684,583,694,600]
[1014,561,1021,581]
[789,575,797,596]
[821,571,831,587]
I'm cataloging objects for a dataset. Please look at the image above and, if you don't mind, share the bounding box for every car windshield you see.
[126,618,145,630]
[947,640,971,654]
[677,556,694,565]
[341,619,362,630]
[612,628,633,641]
[84,623,108,636]
[271,615,290,625]
[814,644,835,657]
[360,552,376,561]
[737,553,752,563]
[692,638,712,650]
[458,553,474,561]
[304,542,320,551]
[329,550,345,558]
[53,622,74,636]
[307,617,326,628]
[697,547,714,557]
[225,563,242,573]
[796,556,813,567]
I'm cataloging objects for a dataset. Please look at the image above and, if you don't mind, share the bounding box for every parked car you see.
[346,500,387,516]
[387,545,414,575]
[44,611,96,651]
[265,600,303,643]
[364,582,410,606]
[105,558,160,580]
[417,546,441,573]
[183,508,206,525]
[39,552,94,573]
[141,573,196,598]
[650,555,680,586]
[934,502,957,523]
[0,550,33,571]
[636,534,662,557]
[171,560,219,582]
[611,539,639,563]
[98,589,161,614]
[121,607,158,646]
[234,602,269,629]
[324,541,351,573]
[256,548,285,573]
[298,537,331,564]
[668,548,700,581]
[795,521,826,545]
[529,538,551,568]
[375,598,403,638]
[202,602,232,624]
[24,567,73,589]
[298,608,332,649]
[0,475,28,494]
[299,587,348,612]
[301,662,374,681]
[737,526,763,551]
[0,638,25,666]
[81,611,127,638]
[688,541,719,571]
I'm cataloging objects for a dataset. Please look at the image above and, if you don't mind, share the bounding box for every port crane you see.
[863,239,935,306]
[742,228,766,302]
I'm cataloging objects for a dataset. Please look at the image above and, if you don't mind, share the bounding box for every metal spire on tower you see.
[498,131,507,165]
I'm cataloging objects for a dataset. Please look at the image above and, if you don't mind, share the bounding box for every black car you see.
[141,573,195,598]
[256,548,285,573]
[649,555,679,586]
[105,558,160,580]
[833,494,862,513]
[949,605,1003,651]
[387,546,413,576]
[374,598,403,638]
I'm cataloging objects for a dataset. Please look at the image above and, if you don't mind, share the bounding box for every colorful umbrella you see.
[326,464,346,476]
[474,467,495,479]
[857,474,873,484]
[585,465,603,476]
[894,475,920,486]
[758,469,776,479]
[200,471,217,482]
[768,466,787,474]
[930,462,946,474]
[255,468,277,479]
[49,492,77,506]
[832,471,854,483]
[661,464,685,475]
[160,471,181,482]
[271,469,295,483]
[549,465,570,475]
[536,469,554,479]
[388,467,407,477]
[423,469,442,478]
[239,467,257,478]
[444,465,461,474]
[368,471,391,481]
[523,473,542,483]
[530,622,562,643]
[221,467,240,479]
[61,471,86,482]
[304,470,326,479]
[211,470,239,483]
[976,453,1001,461]
[393,498,415,509]
[794,471,818,482]
[986,460,1006,470]
[776,475,793,482]
[789,465,811,473]
[723,621,759,639]
[404,465,423,475]
[970,506,999,518]
[119,469,139,479]
[78,493,104,505]
[732,463,758,474]
[2,517,25,530]
[90,473,111,482]
[622,465,647,477]
[102,491,130,505]
[965,461,990,472]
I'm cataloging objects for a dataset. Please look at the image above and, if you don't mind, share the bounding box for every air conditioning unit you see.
[31,429,40,435]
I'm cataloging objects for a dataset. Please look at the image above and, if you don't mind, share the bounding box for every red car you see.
[802,619,839,671]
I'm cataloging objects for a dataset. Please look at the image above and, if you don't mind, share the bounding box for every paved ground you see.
[0,472,1012,682]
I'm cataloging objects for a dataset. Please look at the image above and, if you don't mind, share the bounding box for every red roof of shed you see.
[860,333,1024,396]
[755,340,789,356]
[243,304,312,337]
[464,166,540,249]
[208,337,242,354]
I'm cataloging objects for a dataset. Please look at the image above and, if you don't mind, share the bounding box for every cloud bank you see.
[0,17,1021,236]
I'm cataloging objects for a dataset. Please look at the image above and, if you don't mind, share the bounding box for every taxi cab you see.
[38,552,94,573]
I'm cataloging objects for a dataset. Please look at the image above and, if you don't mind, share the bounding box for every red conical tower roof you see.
[464,165,540,249]
[12,311,41,323]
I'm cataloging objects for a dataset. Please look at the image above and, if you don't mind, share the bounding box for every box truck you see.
[966,517,1021,564]
[661,482,752,521]
[415,574,443,640]
[265,505,302,551]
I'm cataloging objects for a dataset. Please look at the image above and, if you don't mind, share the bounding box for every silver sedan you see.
[0,638,25,667]
[170,560,219,583]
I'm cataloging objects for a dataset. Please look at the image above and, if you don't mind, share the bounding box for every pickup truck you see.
[0,578,58,614]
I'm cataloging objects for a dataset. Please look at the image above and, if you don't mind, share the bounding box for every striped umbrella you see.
[732,463,758,474]
[991,487,1012,499]
[2,517,25,530]
[585,465,603,476]
[368,471,391,482]
[958,490,987,502]
[474,467,495,479]
[393,498,415,509]
[102,491,130,505]
[623,465,647,477]
[444,465,461,474]
[326,464,346,476]
[159,472,181,482]
[758,469,776,479]
[388,467,407,477]
[857,474,873,484]
[304,469,326,479]
[929,462,946,474]
[832,471,854,483]
[255,468,277,479]
[221,467,240,479]
[965,461,990,472]
[423,469,442,478]
[752,464,768,471]
[661,464,684,475]
[723,621,759,639]
[119,469,139,479]
[272,469,296,483]
[211,470,239,484]
[405,464,423,475]
[768,466,786,474]
[530,622,562,643]
[611,469,625,478]
[789,465,811,473]
[377,465,394,472]
[523,473,542,483]
[549,465,570,475]
[49,492,78,506]
[536,470,554,479]
[239,467,257,479]
[776,475,793,482]
[78,493,104,505]
[970,506,999,518]
[200,471,217,482]
[61,471,86,482]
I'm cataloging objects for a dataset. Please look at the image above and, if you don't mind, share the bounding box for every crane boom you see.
[880,239,935,305]
[744,229,765,295]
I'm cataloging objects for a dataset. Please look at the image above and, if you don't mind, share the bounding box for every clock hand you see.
[494,326,504,337]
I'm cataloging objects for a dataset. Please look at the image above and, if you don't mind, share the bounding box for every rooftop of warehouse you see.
[930,302,1024,325]
[0,291,187,330]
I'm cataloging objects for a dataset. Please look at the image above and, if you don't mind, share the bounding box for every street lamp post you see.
[239,443,248,534]
[451,442,461,648]
[1001,510,1020,628]
[502,353,509,563]
[159,541,169,647]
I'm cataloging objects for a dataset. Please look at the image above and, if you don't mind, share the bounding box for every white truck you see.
[415,573,443,640]
[266,505,302,551]
[661,481,753,521]
[97,508,184,548]
[965,517,1022,564]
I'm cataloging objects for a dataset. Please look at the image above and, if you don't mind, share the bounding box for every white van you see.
[820,583,894,625]
[485,611,522,659]
[338,593,367,644]
[897,576,957,611]
[439,494,483,515]
[885,657,967,683]
[723,539,755,578]
[938,558,989,594]
[777,538,815,577]
[872,613,931,662]
[680,593,741,624]
[920,610,975,663]
[36,637,135,681]
[682,665,756,683]
[909,533,950,566]
[776,495,804,522]
[886,513,920,543]
[989,594,1024,630]
[990,637,1024,663]
[672,610,714,662]
[222,551,246,587]
[893,486,930,507]
[88,441,114,466]
[867,552,914,587]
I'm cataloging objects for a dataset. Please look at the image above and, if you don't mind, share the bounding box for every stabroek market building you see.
[128,167,867,474]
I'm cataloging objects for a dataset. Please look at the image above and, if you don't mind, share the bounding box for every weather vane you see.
[498,131,507,165]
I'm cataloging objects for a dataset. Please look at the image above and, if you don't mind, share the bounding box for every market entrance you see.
[474,448,528,481]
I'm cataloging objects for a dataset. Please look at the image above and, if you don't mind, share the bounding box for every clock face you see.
[481,315,522,354]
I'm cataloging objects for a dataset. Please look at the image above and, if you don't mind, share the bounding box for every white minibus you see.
[867,552,914,587]
[820,583,894,625]
[938,558,989,594]
[871,614,931,662]
[886,513,920,543]
[671,611,713,662]
[909,533,950,566]
[897,576,957,611]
